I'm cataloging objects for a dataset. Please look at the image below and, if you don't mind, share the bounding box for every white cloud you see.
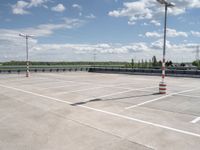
[145,28,188,38]
[128,20,136,25]
[14,18,83,37]
[145,32,162,38]
[18,42,200,62]
[167,28,188,37]
[51,4,65,12]
[72,4,82,10]
[108,0,200,25]
[191,31,200,37]
[85,14,96,19]
[11,0,49,15]
[0,18,85,61]
[150,20,160,26]
[108,0,154,25]
[0,18,83,47]
[12,1,30,15]
[28,0,49,7]
[30,43,149,56]
[0,32,198,62]
[151,39,171,49]
[150,39,198,53]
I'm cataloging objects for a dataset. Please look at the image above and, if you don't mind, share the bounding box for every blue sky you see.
[0,0,200,62]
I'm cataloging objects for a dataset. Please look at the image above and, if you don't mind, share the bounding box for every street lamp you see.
[157,0,175,94]
[93,49,97,68]
[19,33,34,77]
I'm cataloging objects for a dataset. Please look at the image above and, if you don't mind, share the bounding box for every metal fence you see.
[89,67,200,78]
[0,66,90,74]
[0,65,200,78]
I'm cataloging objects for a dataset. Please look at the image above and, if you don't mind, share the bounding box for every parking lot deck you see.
[0,72,200,150]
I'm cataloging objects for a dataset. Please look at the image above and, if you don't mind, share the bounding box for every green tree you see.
[141,59,144,68]
[152,56,157,67]
[131,59,134,69]
[149,59,152,68]
[158,60,162,67]
[138,60,141,68]
[192,60,200,67]
[144,60,148,68]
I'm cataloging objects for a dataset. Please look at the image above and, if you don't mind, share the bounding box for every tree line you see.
[1,56,199,69]
[1,61,128,66]
[126,56,173,68]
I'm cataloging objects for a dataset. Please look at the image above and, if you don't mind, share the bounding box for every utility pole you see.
[19,33,34,77]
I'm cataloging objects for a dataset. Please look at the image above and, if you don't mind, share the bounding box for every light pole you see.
[93,50,97,68]
[157,0,175,94]
[19,33,34,77]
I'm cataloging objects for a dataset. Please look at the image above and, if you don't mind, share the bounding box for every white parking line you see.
[80,105,200,138]
[0,84,72,105]
[0,84,200,138]
[177,94,200,99]
[125,88,200,110]
[191,117,200,124]
[125,94,172,110]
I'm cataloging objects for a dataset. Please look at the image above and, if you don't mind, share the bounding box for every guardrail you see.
[0,66,90,74]
[0,66,200,78]
[88,67,200,78]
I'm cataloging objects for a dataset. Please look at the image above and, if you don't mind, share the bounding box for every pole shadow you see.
[71,92,159,106]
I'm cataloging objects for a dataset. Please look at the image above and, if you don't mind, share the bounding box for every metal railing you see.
[89,66,200,78]
[0,65,200,78]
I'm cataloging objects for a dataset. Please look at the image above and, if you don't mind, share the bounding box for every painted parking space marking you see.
[177,94,200,99]
[125,88,200,110]
[1,84,200,138]
[191,117,200,124]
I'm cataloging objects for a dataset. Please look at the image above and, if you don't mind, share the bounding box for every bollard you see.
[26,71,29,77]
[159,82,166,94]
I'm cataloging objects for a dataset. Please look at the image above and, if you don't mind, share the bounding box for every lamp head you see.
[157,0,165,4]
[19,33,25,37]
[157,0,175,7]
[19,33,34,38]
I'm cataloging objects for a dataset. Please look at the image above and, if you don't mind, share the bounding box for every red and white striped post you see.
[157,1,175,94]
[159,57,166,94]
[159,3,168,94]
[25,36,30,77]
[19,33,34,78]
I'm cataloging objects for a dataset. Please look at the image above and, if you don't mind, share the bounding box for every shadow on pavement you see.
[71,92,160,106]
